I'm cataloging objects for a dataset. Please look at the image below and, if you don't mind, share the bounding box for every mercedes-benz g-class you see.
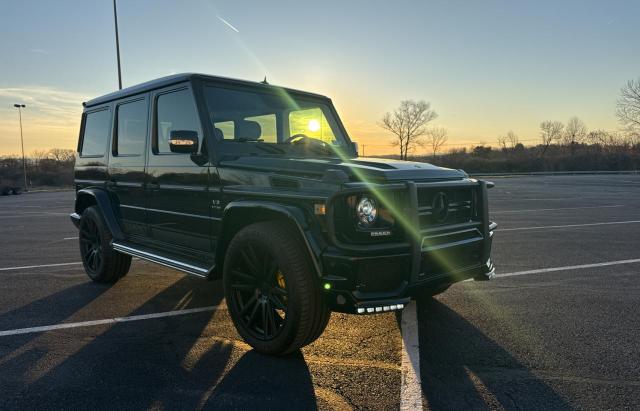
[70,73,496,355]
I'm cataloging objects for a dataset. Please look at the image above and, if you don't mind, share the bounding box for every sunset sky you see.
[1,0,639,156]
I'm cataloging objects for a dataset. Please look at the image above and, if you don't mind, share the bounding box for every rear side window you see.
[116,99,148,156]
[81,109,111,156]
[156,89,200,153]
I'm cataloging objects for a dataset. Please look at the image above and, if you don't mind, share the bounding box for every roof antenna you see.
[261,76,269,85]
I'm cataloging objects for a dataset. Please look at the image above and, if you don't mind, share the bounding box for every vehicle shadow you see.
[417,298,569,410]
[0,276,229,409]
[201,350,318,410]
[0,275,318,410]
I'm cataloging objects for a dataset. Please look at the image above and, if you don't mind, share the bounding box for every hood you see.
[219,156,466,183]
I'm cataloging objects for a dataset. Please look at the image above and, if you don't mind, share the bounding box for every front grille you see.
[415,183,484,279]
[417,186,476,229]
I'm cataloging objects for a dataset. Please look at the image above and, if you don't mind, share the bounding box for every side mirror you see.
[351,141,359,156]
[169,130,199,154]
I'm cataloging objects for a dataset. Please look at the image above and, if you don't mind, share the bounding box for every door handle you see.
[147,182,160,190]
[106,180,117,188]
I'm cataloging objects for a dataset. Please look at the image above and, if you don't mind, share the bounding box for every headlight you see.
[356,196,378,227]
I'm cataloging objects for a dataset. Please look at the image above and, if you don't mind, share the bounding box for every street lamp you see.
[13,104,28,191]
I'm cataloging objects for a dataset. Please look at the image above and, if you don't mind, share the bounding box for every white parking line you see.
[496,258,640,278]
[0,262,83,272]
[0,305,223,337]
[498,220,640,232]
[492,205,623,214]
[400,302,424,411]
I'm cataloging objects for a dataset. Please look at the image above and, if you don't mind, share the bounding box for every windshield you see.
[204,85,353,158]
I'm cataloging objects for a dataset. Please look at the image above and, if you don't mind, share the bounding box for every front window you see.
[204,85,352,157]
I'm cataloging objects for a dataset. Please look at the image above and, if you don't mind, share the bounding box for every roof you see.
[84,73,330,107]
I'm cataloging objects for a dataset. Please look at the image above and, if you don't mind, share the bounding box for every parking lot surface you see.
[1,174,639,410]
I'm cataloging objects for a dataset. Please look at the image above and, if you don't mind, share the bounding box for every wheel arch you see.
[75,188,125,240]
[214,201,323,279]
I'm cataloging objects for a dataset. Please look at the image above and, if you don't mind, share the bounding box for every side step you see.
[112,241,212,279]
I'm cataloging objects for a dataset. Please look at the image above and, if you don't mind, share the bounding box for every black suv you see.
[70,73,496,355]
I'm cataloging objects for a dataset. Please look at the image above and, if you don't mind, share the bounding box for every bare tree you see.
[616,78,640,135]
[563,116,588,146]
[539,121,564,157]
[47,148,75,163]
[498,130,519,150]
[586,129,624,150]
[380,100,437,160]
[426,127,448,158]
[497,135,507,150]
[31,150,48,168]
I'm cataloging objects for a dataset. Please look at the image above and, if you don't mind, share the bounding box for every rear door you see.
[145,84,212,259]
[107,95,150,238]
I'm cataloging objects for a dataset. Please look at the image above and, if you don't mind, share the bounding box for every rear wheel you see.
[79,206,131,283]
[223,221,330,355]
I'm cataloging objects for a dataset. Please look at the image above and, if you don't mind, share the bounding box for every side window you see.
[156,89,200,153]
[245,114,277,143]
[289,108,336,144]
[116,99,147,156]
[214,121,235,140]
[81,109,111,156]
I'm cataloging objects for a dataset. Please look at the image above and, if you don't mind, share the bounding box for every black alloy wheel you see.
[78,206,131,283]
[80,215,103,273]
[223,221,330,355]
[228,242,288,341]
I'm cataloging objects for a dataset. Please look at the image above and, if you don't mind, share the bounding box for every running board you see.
[112,241,211,279]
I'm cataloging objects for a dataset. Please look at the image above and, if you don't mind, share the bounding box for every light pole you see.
[13,104,28,191]
[112,0,122,89]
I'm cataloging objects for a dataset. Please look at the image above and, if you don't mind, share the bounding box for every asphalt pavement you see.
[0,174,639,410]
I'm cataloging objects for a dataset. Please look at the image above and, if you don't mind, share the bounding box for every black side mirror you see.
[351,141,359,156]
[169,130,199,154]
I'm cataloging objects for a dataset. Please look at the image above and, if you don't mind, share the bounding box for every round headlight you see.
[356,196,378,227]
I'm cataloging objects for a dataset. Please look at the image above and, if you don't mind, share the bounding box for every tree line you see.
[0,148,75,189]
[379,77,640,172]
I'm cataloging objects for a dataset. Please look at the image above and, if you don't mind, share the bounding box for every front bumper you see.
[321,180,496,314]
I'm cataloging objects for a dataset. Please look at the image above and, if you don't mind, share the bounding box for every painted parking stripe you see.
[400,302,424,411]
[491,204,623,214]
[498,220,640,232]
[496,258,640,278]
[0,305,224,337]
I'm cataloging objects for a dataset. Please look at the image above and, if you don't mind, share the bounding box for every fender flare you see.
[218,200,323,277]
[74,188,125,240]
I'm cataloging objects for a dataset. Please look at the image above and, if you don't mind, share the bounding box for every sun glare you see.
[308,119,321,132]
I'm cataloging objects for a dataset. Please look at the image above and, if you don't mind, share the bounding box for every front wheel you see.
[223,221,330,355]
[79,206,131,283]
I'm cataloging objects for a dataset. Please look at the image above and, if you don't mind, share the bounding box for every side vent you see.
[270,177,301,190]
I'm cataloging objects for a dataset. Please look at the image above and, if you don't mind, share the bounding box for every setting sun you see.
[308,119,320,132]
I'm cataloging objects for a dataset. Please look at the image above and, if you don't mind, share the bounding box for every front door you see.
[145,85,212,260]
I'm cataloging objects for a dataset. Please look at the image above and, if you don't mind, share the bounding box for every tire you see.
[223,221,330,355]
[79,206,131,283]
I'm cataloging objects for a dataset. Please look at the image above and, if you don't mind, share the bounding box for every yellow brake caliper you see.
[276,271,286,290]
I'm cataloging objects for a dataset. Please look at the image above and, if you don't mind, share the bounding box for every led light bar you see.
[356,303,405,314]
